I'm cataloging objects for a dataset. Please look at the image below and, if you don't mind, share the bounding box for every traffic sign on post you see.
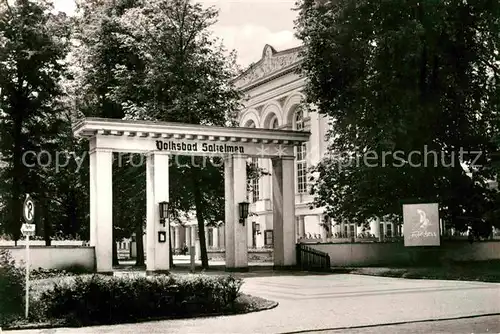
[23,195,35,224]
[21,194,35,319]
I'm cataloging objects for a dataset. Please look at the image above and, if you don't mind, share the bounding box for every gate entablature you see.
[73,117,310,158]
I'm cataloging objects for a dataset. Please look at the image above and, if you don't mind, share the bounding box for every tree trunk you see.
[191,171,209,269]
[112,229,119,266]
[10,107,24,243]
[68,191,78,237]
[42,198,51,246]
[10,156,22,243]
[135,223,145,266]
[169,227,174,267]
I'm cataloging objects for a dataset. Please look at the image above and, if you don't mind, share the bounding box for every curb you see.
[279,312,500,333]
[345,270,500,283]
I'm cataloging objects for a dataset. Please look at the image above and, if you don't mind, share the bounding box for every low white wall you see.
[0,240,85,246]
[307,241,500,267]
[0,246,95,271]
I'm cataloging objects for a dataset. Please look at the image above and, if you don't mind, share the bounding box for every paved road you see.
[10,274,500,333]
[316,314,500,333]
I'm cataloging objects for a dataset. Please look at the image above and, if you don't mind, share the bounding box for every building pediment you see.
[233,44,303,90]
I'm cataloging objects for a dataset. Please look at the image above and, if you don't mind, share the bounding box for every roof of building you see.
[232,44,304,91]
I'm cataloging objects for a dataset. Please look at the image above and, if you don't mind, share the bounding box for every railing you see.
[296,243,331,272]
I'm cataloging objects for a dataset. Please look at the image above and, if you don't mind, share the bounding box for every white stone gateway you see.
[73,117,310,274]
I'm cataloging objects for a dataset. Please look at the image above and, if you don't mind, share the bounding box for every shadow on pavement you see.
[113,261,336,278]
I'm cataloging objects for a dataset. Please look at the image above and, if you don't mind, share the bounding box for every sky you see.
[52,0,302,68]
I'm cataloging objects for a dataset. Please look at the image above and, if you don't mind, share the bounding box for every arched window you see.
[270,115,279,129]
[295,109,305,131]
[294,108,307,194]
[246,120,256,128]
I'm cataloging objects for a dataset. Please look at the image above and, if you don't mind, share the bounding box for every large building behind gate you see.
[138,44,402,255]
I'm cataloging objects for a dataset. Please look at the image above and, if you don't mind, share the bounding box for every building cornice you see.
[242,77,307,110]
[239,64,303,93]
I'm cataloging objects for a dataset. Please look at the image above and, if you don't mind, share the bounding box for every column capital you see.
[89,148,113,155]
[225,153,248,160]
[271,155,295,162]
[145,151,171,157]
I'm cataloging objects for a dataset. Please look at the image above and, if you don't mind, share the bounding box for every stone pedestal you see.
[370,218,381,240]
[356,224,363,236]
[186,226,192,248]
[213,227,219,248]
[174,226,181,249]
[298,216,305,240]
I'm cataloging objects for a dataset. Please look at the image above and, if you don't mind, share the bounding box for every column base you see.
[146,270,171,276]
[96,271,114,276]
[225,266,249,273]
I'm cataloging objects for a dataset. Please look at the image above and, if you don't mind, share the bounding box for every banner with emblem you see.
[403,203,440,246]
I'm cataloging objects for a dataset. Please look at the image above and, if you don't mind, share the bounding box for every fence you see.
[296,243,331,271]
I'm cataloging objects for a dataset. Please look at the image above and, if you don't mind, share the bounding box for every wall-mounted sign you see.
[156,140,244,154]
[158,231,167,243]
[149,138,292,158]
[403,203,440,246]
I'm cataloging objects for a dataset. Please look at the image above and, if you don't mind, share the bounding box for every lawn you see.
[344,260,500,282]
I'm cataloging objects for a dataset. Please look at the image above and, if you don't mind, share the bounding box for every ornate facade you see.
[233,44,332,247]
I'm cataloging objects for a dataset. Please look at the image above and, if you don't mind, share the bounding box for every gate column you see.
[146,153,170,274]
[272,156,296,267]
[89,148,113,274]
[224,154,248,271]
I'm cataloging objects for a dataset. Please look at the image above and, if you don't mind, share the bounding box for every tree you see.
[0,0,72,242]
[73,0,146,264]
[295,0,500,233]
[109,0,243,268]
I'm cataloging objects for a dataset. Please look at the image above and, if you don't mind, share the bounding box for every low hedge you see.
[0,249,25,326]
[40,274,243,326]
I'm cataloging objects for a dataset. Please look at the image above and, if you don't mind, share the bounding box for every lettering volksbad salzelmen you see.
[155,140,245,154]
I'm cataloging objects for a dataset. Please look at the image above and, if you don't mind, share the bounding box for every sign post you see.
[21,194,35,319]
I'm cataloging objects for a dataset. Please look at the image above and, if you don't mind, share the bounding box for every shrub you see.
[40,273,243,326]
[0,250,25,325]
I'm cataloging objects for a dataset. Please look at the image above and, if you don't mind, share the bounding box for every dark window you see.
[264,230,274,246]
[208,228,213,247]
